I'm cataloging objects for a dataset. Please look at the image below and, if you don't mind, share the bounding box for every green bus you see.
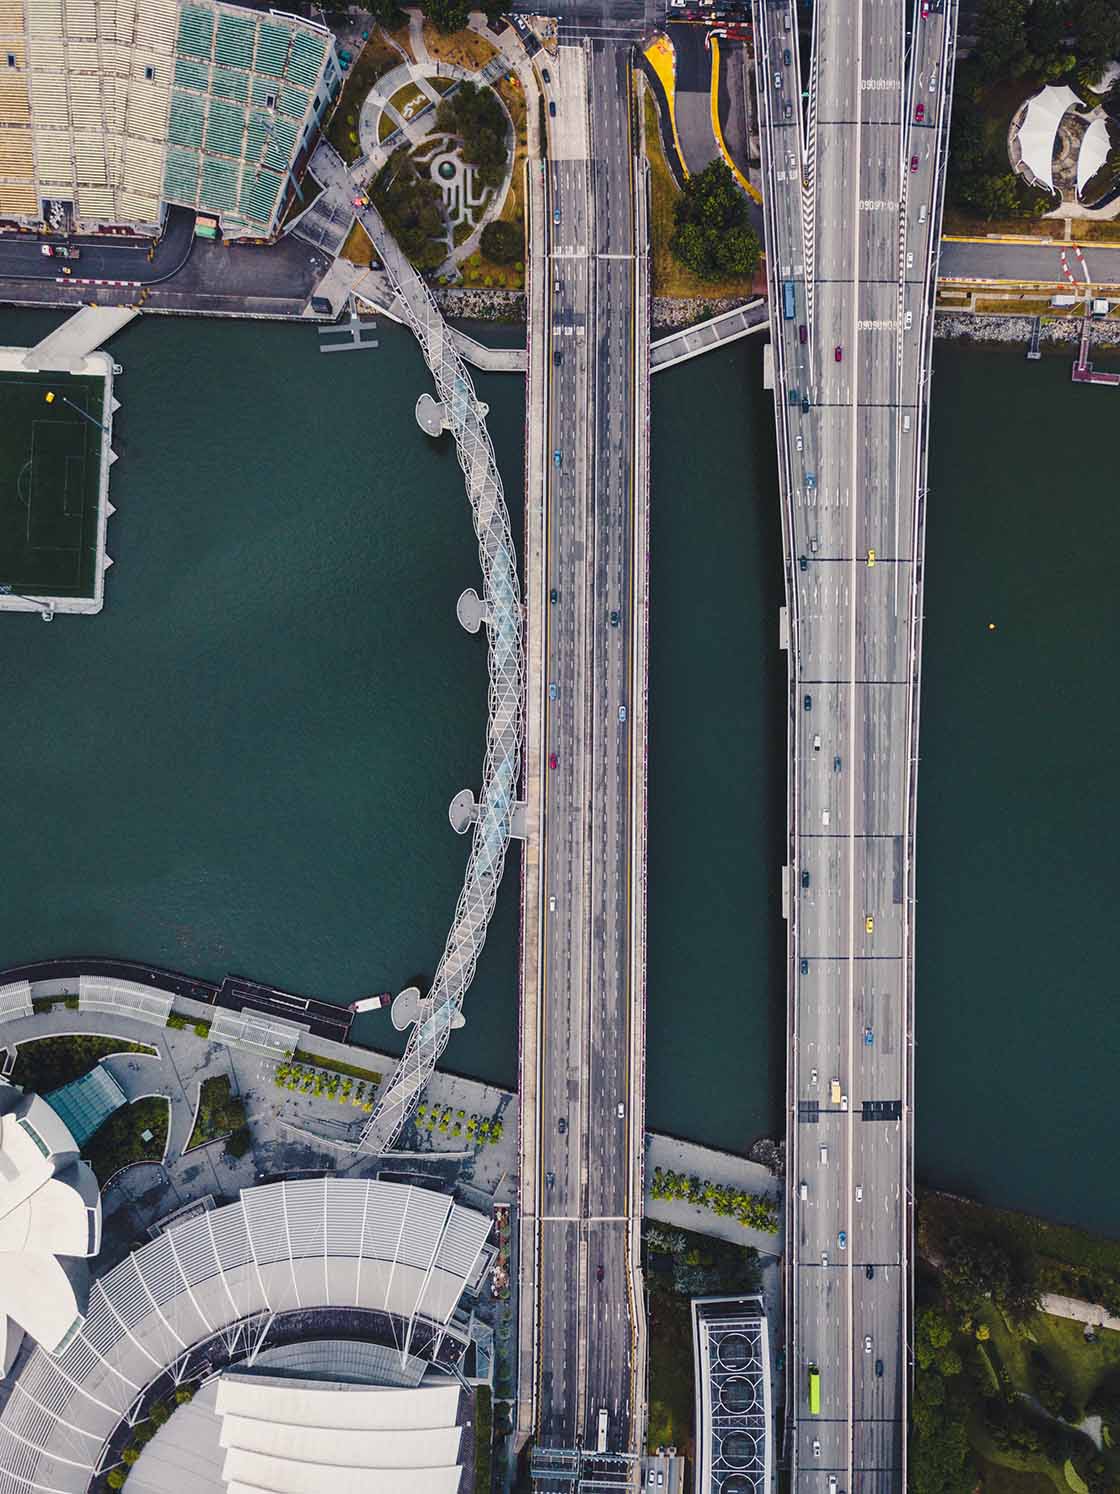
[808,1363,821,1415]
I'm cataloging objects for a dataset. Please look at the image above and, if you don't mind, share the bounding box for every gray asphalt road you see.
[756,0,952,1485]
[939,235,1120,285]
[534,36,640,1474]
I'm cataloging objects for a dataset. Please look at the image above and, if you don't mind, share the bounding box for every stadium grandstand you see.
[0,0,338,238]
[0,1177,492,1494]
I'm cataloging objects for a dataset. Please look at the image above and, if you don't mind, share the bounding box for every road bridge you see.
[753,0,956,1486]
[650,298,769,371]
[516,35,650,1487]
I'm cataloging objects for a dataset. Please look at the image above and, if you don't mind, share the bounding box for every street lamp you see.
[43,389,107,434]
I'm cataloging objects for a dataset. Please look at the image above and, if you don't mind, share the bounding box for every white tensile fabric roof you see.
[1078,115,1112,195]
[1017,85,1082,191]
[214,1375,463,1494]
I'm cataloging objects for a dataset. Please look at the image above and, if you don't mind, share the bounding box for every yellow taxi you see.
[867,548,876,567]
[865,914,874,934]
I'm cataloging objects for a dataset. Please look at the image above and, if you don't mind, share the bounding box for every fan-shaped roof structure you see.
[1015,85,1083,192]
[1078,115,1112,197]
[0,1081,101,1373]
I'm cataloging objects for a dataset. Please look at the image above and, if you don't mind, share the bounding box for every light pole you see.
[43,389,107,434]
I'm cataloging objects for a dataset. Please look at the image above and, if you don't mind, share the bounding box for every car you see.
[549,681,558,700]
[906,251,914,269]
[553,349,562,366]
[810,1068,818,1085]
[812,1439,821,1458]
[866,1263,875,1279]
[618,704,627,722]
[803,694,812,711]
[915,101,925,122]
[795,433,803,451]
[865,914,874,933]
[864,1335,873,1353]
[800,869,810,888]
[867,548,876,567]
[549,101,556,116]
[558,1116,567,1133]
[610,609,620,627]
[798,554,808,572]
[657,1475,663,1489]
[855,1184,863,1202]
[834,755,842,771]
[821,1252,829,1267]
[876,1358,884,1377]
[554,449,562,467]
[834,344,842,362]
[553,207,561,224]
[549,752,558,769]
[550,587,558,604]
[783,47,791,64]
[648,1473,655,1488]
[596,1262,604,1282]
[904,309,913,330]
[798,323,807,344]
[801,395,810,413]
[617,1102,625,1118]
[805,471,816,489]
[921,0,929,13]
[773,69,782,88]
[542,66,551,82]
[800,957,809,974]
[864,1025,874,1046]
[813,733,821,752]
[546,1169,555,1185]
[929,65,938,92]
[838,1231,847,1250]
[549,895,556,912]
[910,154,919,172]
[783,98,792,118]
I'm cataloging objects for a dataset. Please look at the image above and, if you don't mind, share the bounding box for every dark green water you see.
[918,342,1120,1238]
[0,308,523,1085]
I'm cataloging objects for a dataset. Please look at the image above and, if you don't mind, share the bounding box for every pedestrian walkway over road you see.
[450,327,526,371]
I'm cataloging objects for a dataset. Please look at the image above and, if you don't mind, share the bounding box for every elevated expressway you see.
[516,38,649,1487]
[753,0,956,1487]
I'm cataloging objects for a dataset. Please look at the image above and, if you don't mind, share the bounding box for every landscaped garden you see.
[327,29,406,163]
[273,1056,379,1112]
[414,1101,503,1145]
[187,1074,249,1156]
[85,1096,169,1188]
[12,1033,155,1094]
[650,1166,779,1233]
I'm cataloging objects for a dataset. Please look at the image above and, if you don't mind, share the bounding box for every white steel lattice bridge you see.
[355,201,524,1156]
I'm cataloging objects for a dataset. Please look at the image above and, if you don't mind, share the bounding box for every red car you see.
[910,154,919,173]
[915,102,925,122]
[834,345,842,362]
[921,0,929,15]
[549,752,558,769]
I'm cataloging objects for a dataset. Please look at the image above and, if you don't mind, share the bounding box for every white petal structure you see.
[0,1082,101,1372]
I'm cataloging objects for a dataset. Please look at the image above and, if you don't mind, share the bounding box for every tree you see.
[373,147,447,271]
[1072,0,1120,76]
[481,219,522,263]
[669,160,760,282]
[437,82,509,189]
[974,0,1031,80]
[422,0,470,35]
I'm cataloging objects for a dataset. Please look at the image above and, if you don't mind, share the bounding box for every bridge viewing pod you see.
[354,202,524,1156]
[0,1178,491,1494]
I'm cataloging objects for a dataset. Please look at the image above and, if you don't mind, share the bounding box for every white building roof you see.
[1078,115,1112,196]
[1016,85,1082,192]
[0,1084,98,1365]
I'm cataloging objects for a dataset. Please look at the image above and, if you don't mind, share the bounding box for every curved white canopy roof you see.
[1078,115,1112,196]
[1016,85,1082,191]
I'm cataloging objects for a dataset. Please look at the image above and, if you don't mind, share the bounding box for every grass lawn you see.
[13,1034,155,1094]
[296,1051,383,1085]
[422,23,498,72]
[457,77,525,289]
[85,1095,169,1187]
[340,221,376,266]
[641,86,752,301]
[389,80,432,123]
[980,1301,1120,1416]
[326,30,402,163]
[647,1289,694,1456]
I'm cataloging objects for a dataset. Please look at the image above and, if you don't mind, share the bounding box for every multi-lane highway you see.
[520,35,648,1484]
[755,0,955,1486]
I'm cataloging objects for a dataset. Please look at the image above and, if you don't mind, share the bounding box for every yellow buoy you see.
[988,622,996,631]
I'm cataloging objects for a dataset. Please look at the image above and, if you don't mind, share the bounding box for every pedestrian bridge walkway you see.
[20,306,137,372]
[650,298,769,372]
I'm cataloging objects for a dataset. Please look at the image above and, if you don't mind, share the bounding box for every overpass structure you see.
[516,36,650,1489]
[753,0,956,1486]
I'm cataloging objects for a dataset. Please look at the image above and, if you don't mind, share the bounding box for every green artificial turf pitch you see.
[0,370,104,598]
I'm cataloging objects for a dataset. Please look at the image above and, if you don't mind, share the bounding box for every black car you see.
[800,957,809,974]
[553,349,562,365]
[833,754,842,771]
[558,1116,567,1134]
[801,870,810,888]
[803,694,812,711]
[875,1359,884,1378]
[798,555,808,572]
[802,396,810,413]
[542,66,551,82]
[596,1263,604,1282]
[550,588,558,604]
[610,609,620,627]
[866,1263,875,1279]
[549,100,556,116]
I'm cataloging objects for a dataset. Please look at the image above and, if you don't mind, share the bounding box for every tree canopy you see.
[421,0,470,34]
[436,81,509,190]
[669,160,760,281]
[373,147,447,271]
[480,218,522,263]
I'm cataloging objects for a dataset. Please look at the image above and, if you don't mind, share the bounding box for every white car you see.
[796,433,803,451]
[549,896,556,912]
[812,1439,821,1458]
[864,1335,873,1353]
[855,1184,863,1203]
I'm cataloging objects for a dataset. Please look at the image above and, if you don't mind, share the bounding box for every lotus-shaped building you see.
[0,1081,101,1376]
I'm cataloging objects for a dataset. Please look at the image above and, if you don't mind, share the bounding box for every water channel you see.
[0,309,1114,1235]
